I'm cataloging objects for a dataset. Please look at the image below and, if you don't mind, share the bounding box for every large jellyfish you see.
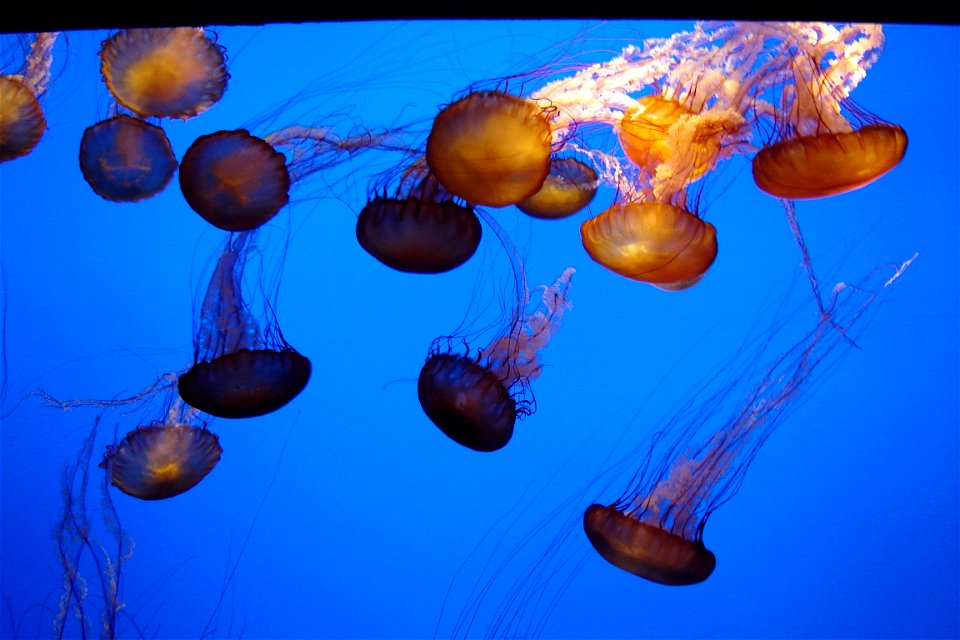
[0,32,58,162]
[177,231,312,418]
[418,262,575,452]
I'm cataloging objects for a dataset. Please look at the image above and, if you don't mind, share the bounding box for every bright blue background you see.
[1,21,957,639]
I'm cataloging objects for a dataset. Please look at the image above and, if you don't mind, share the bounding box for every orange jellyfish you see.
[426,90,554,208]
[79,114,178,202]
[99,27,227,120]
[101,397,222,500]
[357,162,482,273]
[418,266,574,451]
[177,231,311,418]
[0,32,58,162]
[517,156,598,220]
[751,23,907,199]
[583,254,915,585]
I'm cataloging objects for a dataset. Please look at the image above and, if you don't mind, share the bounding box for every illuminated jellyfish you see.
[357,159,482,273]
[177,231,312,418]
[426,90,554,207]
[100,401,221,501]
[749,23,908,199]
[418,265,574,452]
[180,124,398,231]
[517,156,599,220]
[79,114,178,202]
[0,32,58,162]
[99,27,227,120]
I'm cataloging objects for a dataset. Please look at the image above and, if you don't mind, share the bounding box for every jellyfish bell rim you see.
[417,352,517,452]
[177,348,312,419]
[751,123,908,200]
[583,504,716,586]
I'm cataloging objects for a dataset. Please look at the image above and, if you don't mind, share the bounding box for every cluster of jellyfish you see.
[1,20,911,637]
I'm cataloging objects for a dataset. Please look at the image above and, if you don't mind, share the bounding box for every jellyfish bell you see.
[79,114,178,202]
[99,27,227,120]
[179,231,312,419]
[517,156,598,220]
[426,90,554,208]
[0,32,58,162]
[752,123,907,199]
[357,165,482,273]
[583,504,716,585]
[178,347,311,419]
[750,23,907,199]
[580,199,717,289]
[418,266,574,452]
[101,424,222,500]
[179,129,291,231]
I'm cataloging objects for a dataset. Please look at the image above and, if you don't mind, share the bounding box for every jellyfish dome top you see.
[357,160,482,273]
[426,90,554,208]
[99,27,227,119]
[0,32,58,162]
[79,114,178,202]
[748,23,908,199]
[177,231,311,419]
[418,267,574,452]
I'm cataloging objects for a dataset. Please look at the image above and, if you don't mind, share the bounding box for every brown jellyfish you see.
[1,33,58,162]
[580,200,717,290]
[418,267,574,451]
[357,163,482,273]
[179,129,291,232]
[425,90,554,208]
[99,27,227,120]
[751,24,906,199]
[517,156,598,220]
[177,231,311,419]
[79,114,178,202]
[101,424,222,501]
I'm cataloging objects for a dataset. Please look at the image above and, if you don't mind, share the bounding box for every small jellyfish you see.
[180,124,398,231]
[580,199,717,290]
[750,23,907,199]
[102,423,222,501]
[99,27,227,119]
[79,114,178,202]
[418,266,574,451]
[357,162,482,273]
[0,32,58,162]
[426,90,554,208]
[517,156,598,220]
[177,231,311,418]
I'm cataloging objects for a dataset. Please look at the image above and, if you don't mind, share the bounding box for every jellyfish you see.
[100,396,222,500]
[177,231,311,418]
[99,27,227,120]
[425,90,554,208]
[749,23,908,199]
[418,265,574,452]
[79,114,178,202]
[180,124,402,231]
[0,32,58,162]
[517,156,599,220]
[357,160,482,273]
[582,253,915,586]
